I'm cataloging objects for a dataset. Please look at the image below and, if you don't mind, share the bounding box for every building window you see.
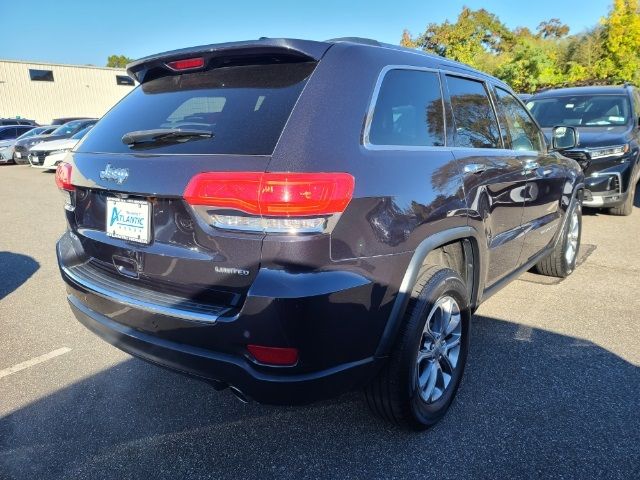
[29,69,54,82]
[116,75,135,86]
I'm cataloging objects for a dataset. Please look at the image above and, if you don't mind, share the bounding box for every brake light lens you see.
[55,162,74,191]
[247,345,299,366]
[166,57,205,71]
[184,172,354,216]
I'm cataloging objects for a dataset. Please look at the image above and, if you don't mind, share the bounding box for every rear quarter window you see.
[78,62,316,155]
[446,75,501,149]
[367,69,445,147]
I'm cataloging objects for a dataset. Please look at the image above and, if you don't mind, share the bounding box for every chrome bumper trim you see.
[62,262,229,323]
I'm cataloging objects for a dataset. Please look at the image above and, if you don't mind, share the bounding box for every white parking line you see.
[0,347,72,380]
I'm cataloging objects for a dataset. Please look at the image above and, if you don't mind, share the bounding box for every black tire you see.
[365,266,470,430]
[535,199,582,278]
[608,183,635,216]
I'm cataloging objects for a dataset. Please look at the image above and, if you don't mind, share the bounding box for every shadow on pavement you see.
[0,252,39,300]
[1,315,637,479]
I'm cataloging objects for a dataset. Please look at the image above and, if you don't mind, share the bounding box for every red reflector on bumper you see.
[247,345,299,366]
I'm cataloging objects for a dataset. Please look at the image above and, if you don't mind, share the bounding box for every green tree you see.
[536,19,570,39]
[400,29,417,48]
[404,2,640,92]
[415,7,514,71]
[596,0,640,82]
[495,39,562,92]
[106,55,133,68]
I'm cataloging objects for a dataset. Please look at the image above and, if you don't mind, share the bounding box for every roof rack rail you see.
[325,37,380,46]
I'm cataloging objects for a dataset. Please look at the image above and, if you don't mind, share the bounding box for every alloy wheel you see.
[415,295,462,404]
[565,205,580,265]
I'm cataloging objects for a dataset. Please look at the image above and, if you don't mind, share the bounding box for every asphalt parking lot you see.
[1,164,639,480]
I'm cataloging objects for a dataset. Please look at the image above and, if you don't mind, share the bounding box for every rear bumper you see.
[67,294,379,405]
[57,232,393,404]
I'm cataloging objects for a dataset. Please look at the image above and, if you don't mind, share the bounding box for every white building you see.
[0,59,136,124]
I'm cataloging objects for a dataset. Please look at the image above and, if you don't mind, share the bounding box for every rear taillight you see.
[184,172,354,234]
[55,162,74,191]
[166,57,205,71]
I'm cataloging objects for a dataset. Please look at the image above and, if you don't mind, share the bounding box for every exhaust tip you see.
[228,385,249,403]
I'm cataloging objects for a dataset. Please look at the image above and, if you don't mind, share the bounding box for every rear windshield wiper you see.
[122,128,213,149]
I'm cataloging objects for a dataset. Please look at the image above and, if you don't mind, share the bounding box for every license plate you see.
[106,197,151,244]
[15,152,21,158]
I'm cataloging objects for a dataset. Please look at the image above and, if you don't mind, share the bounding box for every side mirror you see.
[551,126,578,151]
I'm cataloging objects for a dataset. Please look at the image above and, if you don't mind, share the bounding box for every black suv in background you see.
[528,85,640,215]
[0,118,38,126]
[13,119,97,162]
[56,38,584,429]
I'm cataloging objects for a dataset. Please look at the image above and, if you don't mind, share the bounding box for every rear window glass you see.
[368,69,444,147]
[78,62,316,155]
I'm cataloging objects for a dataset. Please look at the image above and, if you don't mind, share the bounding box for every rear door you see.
[492,86,566,264]
[69,59,318,308]
[443,74,527,288]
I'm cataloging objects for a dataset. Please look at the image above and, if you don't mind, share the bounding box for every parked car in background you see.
[12,126,57,164]
[0,118,38,126]
[518,93,532,102]
[52,117,93,125]
[56,37,584,430]
[527,85,640,215]
[13,125,58,164]
[13,119,97,162]
[29,125,93,170]
[0,125,36,163]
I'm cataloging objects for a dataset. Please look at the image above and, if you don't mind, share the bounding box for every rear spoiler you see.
[127,38,332,84]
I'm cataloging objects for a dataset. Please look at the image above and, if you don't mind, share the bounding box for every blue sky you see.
[1,0,611,66]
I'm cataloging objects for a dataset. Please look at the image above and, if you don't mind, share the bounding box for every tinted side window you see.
[494,87,543,152]
[446,75,501,149]
[368,69,444,147]
[0,128,16,140]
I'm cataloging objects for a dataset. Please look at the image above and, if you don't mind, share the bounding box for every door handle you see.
[464,163,489,174]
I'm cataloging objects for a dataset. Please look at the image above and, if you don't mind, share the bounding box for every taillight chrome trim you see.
[210,214,328,234]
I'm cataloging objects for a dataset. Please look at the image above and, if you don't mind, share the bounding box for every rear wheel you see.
[535,199,581,278]
[609,184,635,216]
[365,266,470,430]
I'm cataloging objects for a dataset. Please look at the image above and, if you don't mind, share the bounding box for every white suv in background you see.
[29,125,93,170]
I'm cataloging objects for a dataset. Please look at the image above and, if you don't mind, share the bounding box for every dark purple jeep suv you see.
[56,37,584,429]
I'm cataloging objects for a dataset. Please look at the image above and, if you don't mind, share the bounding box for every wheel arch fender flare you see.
[375,226,485,357]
